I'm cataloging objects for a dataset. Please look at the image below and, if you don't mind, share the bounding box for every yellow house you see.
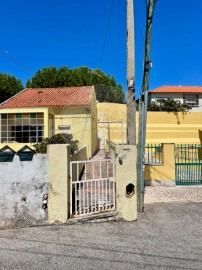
[0,86,98,157]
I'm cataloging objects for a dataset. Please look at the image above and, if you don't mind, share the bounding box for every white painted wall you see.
[150,93,184,103]
[0,154,48,228]
[150,93,202,112]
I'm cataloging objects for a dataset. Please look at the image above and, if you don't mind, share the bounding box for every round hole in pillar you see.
[126,183,135,198]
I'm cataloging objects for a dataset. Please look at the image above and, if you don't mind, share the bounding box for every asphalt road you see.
[0,202,202,270]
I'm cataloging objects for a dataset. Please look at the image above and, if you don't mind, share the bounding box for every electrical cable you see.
[99,0,114,69]
[0,49,34,74]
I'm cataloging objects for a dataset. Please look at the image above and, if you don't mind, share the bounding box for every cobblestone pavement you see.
[144,186,202,204]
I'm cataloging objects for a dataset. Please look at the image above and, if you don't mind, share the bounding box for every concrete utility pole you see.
[137,0,158,212]
[127,0,136,145]
[141,0,157,101]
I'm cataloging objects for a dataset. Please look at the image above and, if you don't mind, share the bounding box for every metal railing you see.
[70,159,116,218]
[176,164,202,185]
[175,144,202,163]
[175,144,202,185]
[183,99,200,107]
[144,144,163,165]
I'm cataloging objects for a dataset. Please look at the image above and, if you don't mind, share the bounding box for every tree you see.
[147,98,191,112]
[94,84,124,103]
[33,133,79,155]
[26,66,125,103]
[0,73,23,103]
[28,67,57,88]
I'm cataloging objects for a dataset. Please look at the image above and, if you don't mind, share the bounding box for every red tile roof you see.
[0,86,93,108]
[150,86,202,93]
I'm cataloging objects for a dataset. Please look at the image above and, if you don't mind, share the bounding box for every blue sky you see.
[0,0,202,98]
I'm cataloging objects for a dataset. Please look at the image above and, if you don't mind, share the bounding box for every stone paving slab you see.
[144,186,202,204]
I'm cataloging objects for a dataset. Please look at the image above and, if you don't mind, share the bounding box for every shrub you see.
[33,133,79,154]
[147,98,191,112]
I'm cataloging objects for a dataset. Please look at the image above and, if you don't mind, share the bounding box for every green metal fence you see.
[145,144,163,165]
[175,144,202,185]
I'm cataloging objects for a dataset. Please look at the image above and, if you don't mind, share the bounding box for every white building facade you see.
[149,86,202,112]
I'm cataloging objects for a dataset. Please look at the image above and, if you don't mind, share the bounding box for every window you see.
[183,94,199,107]
[0,113,44,143]
[58,125,71,134]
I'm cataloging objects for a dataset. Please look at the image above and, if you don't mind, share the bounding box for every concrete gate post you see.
[114,145,137,221]
[48,144,70,224]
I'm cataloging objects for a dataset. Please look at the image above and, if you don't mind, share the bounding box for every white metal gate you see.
[70,159,116,218]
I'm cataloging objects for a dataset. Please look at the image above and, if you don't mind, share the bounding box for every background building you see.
[148,86,202,111]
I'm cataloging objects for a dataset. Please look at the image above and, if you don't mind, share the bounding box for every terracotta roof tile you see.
[0,86,93,108]
[150,86,202,93]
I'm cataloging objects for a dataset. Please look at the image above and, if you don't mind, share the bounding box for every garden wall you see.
[0,154,48,228]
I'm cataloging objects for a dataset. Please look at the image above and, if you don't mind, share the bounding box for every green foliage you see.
[29,67,57,88]
[147,98,191,112]
[26,79,31,88]
[26,66,125,103]
[94,84,124,103]
[0,73,24,103]
[33,133,79,155]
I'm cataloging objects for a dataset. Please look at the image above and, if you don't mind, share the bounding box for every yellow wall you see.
[97,103,202,145]
[51,106,93,157]
[47,89,98,157]
[145,143,175,183]
[98,103,126,122]
[146,112,202,144]
[97,103,127,147]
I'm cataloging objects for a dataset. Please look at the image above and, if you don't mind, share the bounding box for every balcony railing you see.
[183,99,200,107]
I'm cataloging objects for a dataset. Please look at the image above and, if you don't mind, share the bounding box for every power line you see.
[0,49,35,74]
[99,0,114,69]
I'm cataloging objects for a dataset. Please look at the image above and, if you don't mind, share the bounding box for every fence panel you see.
[145,144,163,165]
[175,144,202,185]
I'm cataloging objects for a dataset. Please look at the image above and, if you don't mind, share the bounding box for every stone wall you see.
[0,154,48,228]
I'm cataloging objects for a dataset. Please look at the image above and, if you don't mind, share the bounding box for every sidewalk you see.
[144,186,202,204]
